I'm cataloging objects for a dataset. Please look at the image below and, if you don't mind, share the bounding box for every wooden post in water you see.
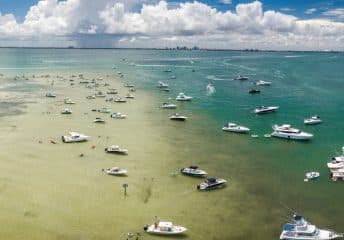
[123,183,128,196]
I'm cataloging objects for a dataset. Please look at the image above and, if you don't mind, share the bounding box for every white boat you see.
[61,108,72,114]
[197,178,227,191]
[159,102,177,109]
[144,219,187,235]
[64,98,75,104]
[86,95,96,99]
[305,172,320,180]
[110,112,127,119]
[331,147,344,162]
[107,89,118,94]
[327,147,344,169]
[331,169,344,181]
[304,116,322,125]
[170,113,187,121]
[157,81,169,88]
[106,167,127,176]
[181,166,207,177]
[280,214,343,240]
[271,125,313,140]
[94,117,105,123]
[255,80,271,86]
[62,132,89,143]
[45,93,56,98]
[98,107,111,113]
[206,83,216,95]
[222,123,250,133]
[114,97,126,103]
[176,93,193,101]
[125,93,134,99]
[254,106,279,114]
[124,83,134,88]
[105,145,128,154]
[234,75,248,80]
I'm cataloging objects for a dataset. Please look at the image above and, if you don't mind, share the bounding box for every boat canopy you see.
[190,166,198,169]
[207,178,217,183]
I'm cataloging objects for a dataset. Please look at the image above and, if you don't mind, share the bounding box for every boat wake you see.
[206,84,216,95]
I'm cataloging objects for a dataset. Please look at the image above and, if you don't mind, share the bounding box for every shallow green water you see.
[0,48,343,240]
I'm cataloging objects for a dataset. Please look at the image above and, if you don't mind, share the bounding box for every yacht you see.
[176,93,193,101]
[114,97,127,103]
[62,132,89,143]
[304,116,322,125]
[170,113,187,121]
[157,81,169,88]
[144,219,187,235]
[222,123,250,133]
[254,106,279,114]
[197,178,227,191]
[105,145,128,154]
[110,112,127,119]
[271,124,313,140]
[249,89,260,94]
[181,166,207,177]
[98,107,111,113]
[234,75,249,80]
[106,167,127,176]
[159,102,177,109]
[61,108,72,114]
[280,214,343,240]
[255,80,271,86]
[305,172,320,180]
[94,117,105,123]
[45,93,56,98]
[64,98,75,104]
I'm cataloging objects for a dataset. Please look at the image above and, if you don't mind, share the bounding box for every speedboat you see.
[105,145,128,154]
[98,107,111,113]
[254,106,279,114]
[280,214,343,240]
[114,97,126,103]
[62,132,89,143]
[61,108,72,114]
[222,123,250,133]
[181,166,207,177]
[249,89,260,94]
[157,81,169,88]
[106,167,127,176]
[94,117,105,123]
[304,116,322,125]
[271,124,313,140]
[144,220,187,235]
[255,80,271,86]
[45,93,56,98]
[170,113,187,121]
[110,112,127,119]
[197,178,227,191]
[159,102,177,109]
[234,75,248,80]
[64,98,75,104]
[305,172,320,180]
[125,93,135,99]
[176,93,192,101]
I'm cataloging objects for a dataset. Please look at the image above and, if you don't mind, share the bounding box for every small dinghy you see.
[305,171,320,180]
[106,167,127,176]
[105,145,128,154]
[304,115,322,125]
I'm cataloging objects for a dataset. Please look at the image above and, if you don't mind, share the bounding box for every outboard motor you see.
[143,225,148,231]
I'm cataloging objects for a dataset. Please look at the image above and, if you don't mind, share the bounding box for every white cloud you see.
[219,0,232,4]
[280,8,294,12]
[0,0,343,51]
[305,8,317,14]
[323,8,344,19]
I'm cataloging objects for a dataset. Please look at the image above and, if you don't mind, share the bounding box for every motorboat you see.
[255,80,271,86]
[64,98,75,104]
[105,145,128,154]
[124,83,134,88]
[94,117,105,123]
[95,91,106,97]
[176,93,192,101]
[234,75,248,80]
[106,167,127,176]
[86,95,96,99]
[170,113,187,121]
[170,75,176,79]
[144,219,187,235]
[159,102,177,109]
[327,147,344,169]
[107,89,118,94]
[197,178,227,191]
[222,123,250,133]
[181,166,207,177]
[249,89,260,94]
[61,108,72,114]
[271,124,313,140]
[304,116,322,125]
[163,69,172,72]
[280,214,343,240]
[125,93,135,99]
[98,107,111,113]
[45,93,56,98]
[254,106,279,114]
[114,97,126,103]
[157,81,169,88]
[62,132,89,143]
[110,112,127,119]
[305,172,320,180]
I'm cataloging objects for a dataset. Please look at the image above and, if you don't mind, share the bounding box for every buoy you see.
[79,153,84,157]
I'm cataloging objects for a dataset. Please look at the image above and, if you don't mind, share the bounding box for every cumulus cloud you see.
[305,8,317,14]
[0,0,343,51]
[219,0,232,4]
[323,8,344,20]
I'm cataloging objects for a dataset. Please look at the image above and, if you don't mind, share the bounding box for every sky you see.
[0,0,343,50]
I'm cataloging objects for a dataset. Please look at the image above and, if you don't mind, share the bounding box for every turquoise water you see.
[0,48,343,239]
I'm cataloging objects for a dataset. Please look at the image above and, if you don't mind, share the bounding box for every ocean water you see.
[0,48,343,240]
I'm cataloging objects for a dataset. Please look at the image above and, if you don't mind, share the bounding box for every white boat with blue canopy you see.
[280,214,343,240]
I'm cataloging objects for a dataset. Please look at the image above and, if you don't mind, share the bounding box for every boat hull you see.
[271,132,313,140]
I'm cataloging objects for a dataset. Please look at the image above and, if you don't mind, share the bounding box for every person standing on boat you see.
[154,216,160,228]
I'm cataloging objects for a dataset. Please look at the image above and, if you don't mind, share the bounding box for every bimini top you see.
[207,178,217,183]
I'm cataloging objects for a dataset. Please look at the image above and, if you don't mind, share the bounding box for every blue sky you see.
[0,0,343,50]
